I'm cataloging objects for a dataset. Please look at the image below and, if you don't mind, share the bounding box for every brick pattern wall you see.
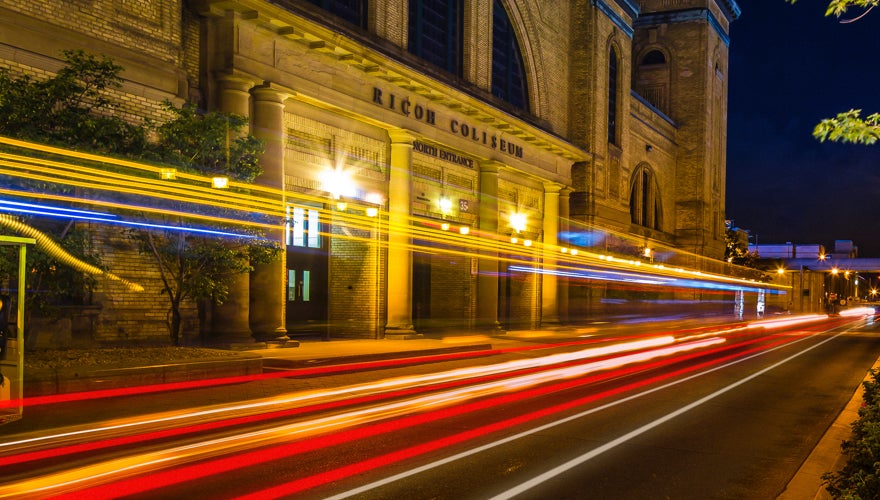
[2,0,182,66]
[329,221,383,338]
[89,225,199,345]
[0,1,198,345]
[428,251,476,331]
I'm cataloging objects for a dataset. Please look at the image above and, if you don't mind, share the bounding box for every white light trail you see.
[327,320,851,500]
[0,336,676,452]
[0,337,724,497]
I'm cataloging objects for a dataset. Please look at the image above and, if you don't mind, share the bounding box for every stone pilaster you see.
[477,162,502,331]
[541,183,562,324]
[384,129,417,337]
[558,187,571,322]
[210,75,256,344]
[249,83,289,342]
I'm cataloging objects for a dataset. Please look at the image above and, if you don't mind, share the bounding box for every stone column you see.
[558,187,571,323]
[210,75,256,344]
[249,84,289,342]
[477,162,502,331]
[541,183,561,324]
[384,129,417,337]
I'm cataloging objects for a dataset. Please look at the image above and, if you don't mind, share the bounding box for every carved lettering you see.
[372,87,523,159]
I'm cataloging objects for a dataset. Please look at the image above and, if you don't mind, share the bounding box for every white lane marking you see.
[489,329,846,499]
[328,324,850,500]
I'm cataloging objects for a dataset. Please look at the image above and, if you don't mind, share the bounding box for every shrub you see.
[824,369,880,499]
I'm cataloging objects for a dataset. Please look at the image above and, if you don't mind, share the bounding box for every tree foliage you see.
[788,0,880,17]
[786,0,880,145]
[0,50,147,154]
[724,228,769,282]
[151,102,263,182]
[724,228,759,267]
[814,109,880,145]
[129,101,280,345]
[0,50,279,345]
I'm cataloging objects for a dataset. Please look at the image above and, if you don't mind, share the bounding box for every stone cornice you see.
[634,9,731,46]
[191,0,589,163]
[592,0,634,38]
[717,0,742,22]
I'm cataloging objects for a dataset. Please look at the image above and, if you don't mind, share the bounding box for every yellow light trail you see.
[0,335,724,497]
[0,214,143,291]
[0,134,788,293]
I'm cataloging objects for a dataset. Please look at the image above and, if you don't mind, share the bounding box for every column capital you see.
[251,82,293,103]
[388,128,416,144]
[543,181,564,194]
[216,74,257,93]
[479,160,506,174]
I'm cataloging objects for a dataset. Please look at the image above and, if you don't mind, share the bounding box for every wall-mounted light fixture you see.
[510,212,527,233]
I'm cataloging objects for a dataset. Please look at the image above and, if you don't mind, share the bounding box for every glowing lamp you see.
[439,197,453,215]
[211,176,229,189]
[510,212,527,233]
[320,167,356,200]
[366,207,378,217]
[459,226,469,235]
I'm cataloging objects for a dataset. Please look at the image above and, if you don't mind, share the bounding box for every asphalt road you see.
[1,315,878,499]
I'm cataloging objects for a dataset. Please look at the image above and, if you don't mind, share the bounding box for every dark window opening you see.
[630,167,662,230]
[641,50,666,65]
[408,0,464,76]
[608,47,619,145]
[304,0,367,28]
[491,0,529,111]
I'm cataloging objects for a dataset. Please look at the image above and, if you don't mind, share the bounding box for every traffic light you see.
[0,295,9,360]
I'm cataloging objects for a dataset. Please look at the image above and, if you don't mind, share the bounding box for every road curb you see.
[777,358,880,499]
[24,353,264,397]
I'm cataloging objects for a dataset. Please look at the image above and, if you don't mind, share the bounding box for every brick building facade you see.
[0,0,741,344]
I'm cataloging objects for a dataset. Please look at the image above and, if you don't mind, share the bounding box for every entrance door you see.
[286,205,329,338]
[413,254,431,332]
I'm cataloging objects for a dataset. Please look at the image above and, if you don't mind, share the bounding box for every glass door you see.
[286,205,329,338]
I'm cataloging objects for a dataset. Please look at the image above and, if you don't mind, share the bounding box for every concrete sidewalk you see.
[776,359,877,499]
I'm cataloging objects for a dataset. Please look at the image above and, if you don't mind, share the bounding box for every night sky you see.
[726,0,880,256]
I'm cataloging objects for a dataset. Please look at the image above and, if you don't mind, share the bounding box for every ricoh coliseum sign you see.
[371,87,524,160]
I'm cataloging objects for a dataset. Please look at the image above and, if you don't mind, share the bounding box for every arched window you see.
[635,49,670,115]
[408,0,464,76]
[491,0,529,111]
[608,46,619,145]
[305,0,367,28]
[641,50,666,65]
[630,166,662,230]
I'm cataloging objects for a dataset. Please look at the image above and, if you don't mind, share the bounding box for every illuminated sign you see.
[372,87,525,160]
[412,141,474,168]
